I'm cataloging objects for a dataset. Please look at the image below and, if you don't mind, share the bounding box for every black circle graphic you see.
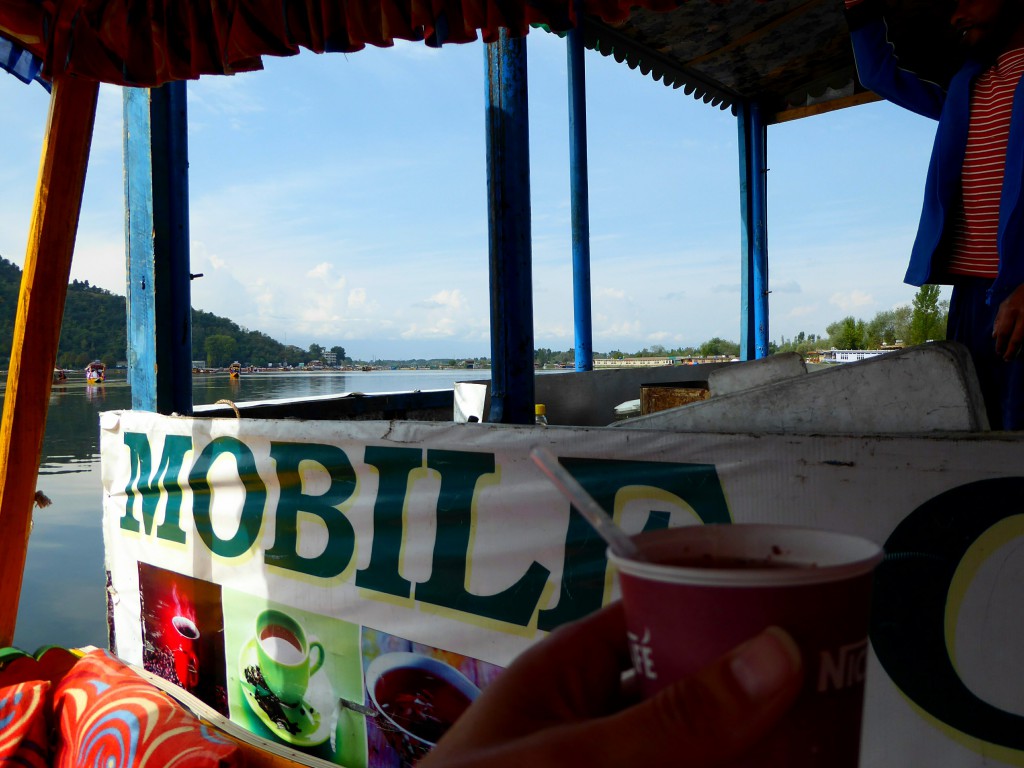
[872,477,1024,749]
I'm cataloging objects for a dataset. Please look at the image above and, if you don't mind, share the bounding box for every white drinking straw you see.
[530,447,643,561]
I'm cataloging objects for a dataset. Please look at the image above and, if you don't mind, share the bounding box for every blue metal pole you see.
[751,101,769,359]
[737,103,753,359]
[485,30,535,424]
[567,12,593,372]
[124,82,194,414]
[737,101,769,360]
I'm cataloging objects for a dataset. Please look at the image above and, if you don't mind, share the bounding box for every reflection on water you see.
[10,369,485,652]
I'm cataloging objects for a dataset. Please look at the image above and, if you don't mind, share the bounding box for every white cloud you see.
[252,281,277,315]
[190,241,229,273]
[829,290,874,312]
[421,289,466,311]
[595,320,643,339]
[348,288,368,309]
[788,304,818,318]
[400,319,457,339]
[307,263,333,279]
[299,295,342,325]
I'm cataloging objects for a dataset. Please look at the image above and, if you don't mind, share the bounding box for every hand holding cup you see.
[610,524,882,768]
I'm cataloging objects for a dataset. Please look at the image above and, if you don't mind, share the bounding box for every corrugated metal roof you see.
[0,1,962,124]
[582,0,962,123]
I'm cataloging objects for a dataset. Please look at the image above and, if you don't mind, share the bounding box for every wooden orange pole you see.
[0,76,99,646]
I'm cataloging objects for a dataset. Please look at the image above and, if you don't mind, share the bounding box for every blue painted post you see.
[567,11,593,372]
[485,30,535,424]
[124,83,193,414]
[737,101,769,360]
[738,102,753,358]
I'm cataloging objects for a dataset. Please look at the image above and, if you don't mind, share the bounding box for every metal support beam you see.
[568,14,593,372]
[124,83,193,414]
[485,31,535,423]
[737,101,769,360]
[0,77,99,645]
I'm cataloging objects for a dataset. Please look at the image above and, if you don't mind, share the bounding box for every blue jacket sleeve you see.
[847,7,947,120]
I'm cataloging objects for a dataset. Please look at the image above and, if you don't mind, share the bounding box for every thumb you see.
[590,627,804,767]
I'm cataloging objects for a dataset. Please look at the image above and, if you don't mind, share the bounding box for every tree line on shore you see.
[0,256,948,369]
[539,286,948,365]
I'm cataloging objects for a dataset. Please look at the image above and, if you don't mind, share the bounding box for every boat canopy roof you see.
[0,0,962,123]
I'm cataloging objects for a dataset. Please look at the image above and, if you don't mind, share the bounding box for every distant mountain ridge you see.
[0,256,312,369]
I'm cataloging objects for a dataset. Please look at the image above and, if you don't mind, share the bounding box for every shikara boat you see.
[84,360,105,384]
[0,3,1016,768]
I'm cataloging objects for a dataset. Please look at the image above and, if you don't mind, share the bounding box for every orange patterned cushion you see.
[52,650,239,768]
[0,680,50,767]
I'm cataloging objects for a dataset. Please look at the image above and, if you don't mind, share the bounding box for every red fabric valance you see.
[0,0,684,87]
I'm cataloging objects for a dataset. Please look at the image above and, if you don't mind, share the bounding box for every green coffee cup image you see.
[255,608,325,706]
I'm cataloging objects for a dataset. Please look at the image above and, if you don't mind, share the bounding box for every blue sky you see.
[0,29,944,360]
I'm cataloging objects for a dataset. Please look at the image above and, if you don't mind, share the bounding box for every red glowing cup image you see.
[171,615,200,691]
[366,652,480,764]
[608,524,883,768]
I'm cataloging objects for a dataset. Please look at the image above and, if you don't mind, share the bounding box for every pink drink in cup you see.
[608,524,883,768]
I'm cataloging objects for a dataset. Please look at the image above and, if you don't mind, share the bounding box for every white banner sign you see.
[100,410,1024,767]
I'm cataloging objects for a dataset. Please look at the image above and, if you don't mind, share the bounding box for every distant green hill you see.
[0,256,320,369]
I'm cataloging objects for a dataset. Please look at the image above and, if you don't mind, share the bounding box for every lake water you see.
[10,369,487,652]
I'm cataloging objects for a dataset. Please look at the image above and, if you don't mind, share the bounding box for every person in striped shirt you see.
[845,0,1024,429]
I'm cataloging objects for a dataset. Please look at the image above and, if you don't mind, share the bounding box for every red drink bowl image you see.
[608,524,883,768]
[365,652,480,763]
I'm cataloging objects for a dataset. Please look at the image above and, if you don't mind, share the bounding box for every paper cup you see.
[608,524,883,768]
